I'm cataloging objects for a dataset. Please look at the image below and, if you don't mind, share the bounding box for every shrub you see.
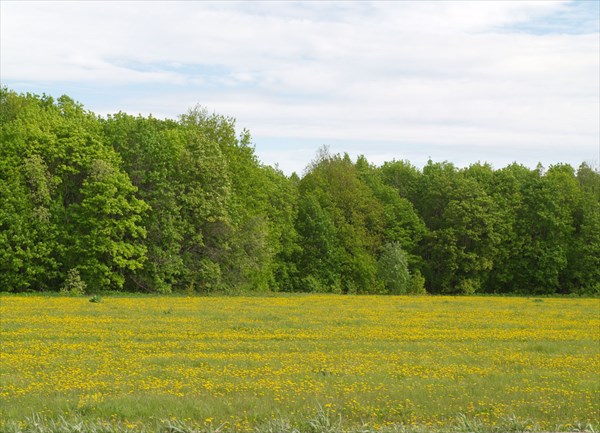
[89,294,102,303]
[408,270,427,295]
[456,278,480,295]
[377,242,410,294]
[60,268,87,296]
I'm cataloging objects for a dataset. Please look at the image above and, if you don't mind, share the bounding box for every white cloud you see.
[1,1,598,174]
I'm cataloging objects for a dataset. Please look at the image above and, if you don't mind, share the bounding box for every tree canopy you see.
[1,89,598,295]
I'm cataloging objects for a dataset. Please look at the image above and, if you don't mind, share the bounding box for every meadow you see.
[0,295,598,432]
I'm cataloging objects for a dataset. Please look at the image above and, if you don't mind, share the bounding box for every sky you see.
[1,1,599,175]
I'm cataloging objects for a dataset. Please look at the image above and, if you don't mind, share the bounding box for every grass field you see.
[0,295,598,432]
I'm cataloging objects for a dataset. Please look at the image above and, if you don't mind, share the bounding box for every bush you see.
[377,242,410,294]
[60,268,87,296]
[456,278,479,295]
[89,294,102,303]
[408,270,427,294]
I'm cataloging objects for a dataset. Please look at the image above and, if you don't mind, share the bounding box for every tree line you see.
[1,89,598,295]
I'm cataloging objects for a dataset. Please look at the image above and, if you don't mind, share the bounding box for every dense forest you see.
[1,89,598,295]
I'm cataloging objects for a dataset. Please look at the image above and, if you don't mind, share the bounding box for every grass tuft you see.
[2,411,598,433]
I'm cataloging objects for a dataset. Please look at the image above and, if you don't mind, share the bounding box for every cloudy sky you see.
[2,1,599,175]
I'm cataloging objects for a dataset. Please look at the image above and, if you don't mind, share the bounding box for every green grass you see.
[1,295,598,432]
[2,410,598,433]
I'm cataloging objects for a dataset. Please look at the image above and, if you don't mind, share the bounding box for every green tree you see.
[180,107,299,292]
[561,163,600,294]
[68,159,149,290]
[486,164,576,294]
[357,156,427,270]
[176,120,232,292]
[294,195,342,292]
[416,161,500,294]
[3,87,593,296]
[377,242,410,294]
[0,155,59,291]
[298,150,384,293]
[103,113,185,292]
[380,159,422,202]
[0,89,149,292]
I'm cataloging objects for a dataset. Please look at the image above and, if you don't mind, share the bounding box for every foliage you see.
[298,149,384,293]
[0,89,147,292]
[88,294,102,303]
[59,268,86,296]
[1,88,599,295]
[408,270,427,295]
[377,242,410,294]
